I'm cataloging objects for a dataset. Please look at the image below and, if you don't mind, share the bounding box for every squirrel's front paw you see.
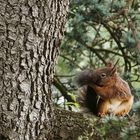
[116,110,128,116]
[98,112,106,117]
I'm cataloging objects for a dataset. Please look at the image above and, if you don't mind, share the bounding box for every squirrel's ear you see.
[110,66,117,75]
[108,59,119,75]
[110,63,118,75]
[106,59,119,68]
[106,62,113,67]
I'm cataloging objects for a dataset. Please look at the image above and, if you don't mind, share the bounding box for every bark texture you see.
[0,0,69,139]
[53,108,99,140]
[53,108,139,140]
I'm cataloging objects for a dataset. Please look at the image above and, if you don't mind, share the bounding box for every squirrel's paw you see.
[116,110,128,116]
[98,112,107,117]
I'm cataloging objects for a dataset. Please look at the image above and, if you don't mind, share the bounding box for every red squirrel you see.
[76,61,134,117]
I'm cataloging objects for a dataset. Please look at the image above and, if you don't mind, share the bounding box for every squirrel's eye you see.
[101,73,106,78]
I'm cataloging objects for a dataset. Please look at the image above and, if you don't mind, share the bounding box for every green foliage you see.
[94,2,110,17]
[124,31,140,51]
[53,0,140,138]
[97,116,127,138]
[95,115,140,140]
[112,0,126,11]
[124,31,136,49]
[54,0,140,106]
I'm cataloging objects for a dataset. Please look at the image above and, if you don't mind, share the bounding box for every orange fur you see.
[77,62,134,117]
[92,73,133,116]
[97,97,133,117]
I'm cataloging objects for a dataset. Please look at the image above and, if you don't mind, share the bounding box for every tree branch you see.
[53,77,75,103]
[52,107,140,140]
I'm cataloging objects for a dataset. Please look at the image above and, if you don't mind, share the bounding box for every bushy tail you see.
[75,69,95,87]
[77,85,98,115]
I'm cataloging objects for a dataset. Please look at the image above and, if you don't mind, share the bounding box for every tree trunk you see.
[0,0,69,139]
[1,0,139,140]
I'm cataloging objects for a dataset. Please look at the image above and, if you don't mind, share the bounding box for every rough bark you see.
[52,108,99,140]
[0,0,69,139]
[0,0,139,140]
[52,108,140,140]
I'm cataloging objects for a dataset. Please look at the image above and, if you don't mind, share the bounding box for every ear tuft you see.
[111,67,117,74]
[106,62,113,67]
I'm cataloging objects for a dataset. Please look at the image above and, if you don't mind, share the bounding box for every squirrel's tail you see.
[75,69,96,86]
[76,69,98,115]
[77,85,98,115]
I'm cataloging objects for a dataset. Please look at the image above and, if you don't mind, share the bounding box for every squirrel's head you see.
[76,60,119,87]
[93,62,118,87]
